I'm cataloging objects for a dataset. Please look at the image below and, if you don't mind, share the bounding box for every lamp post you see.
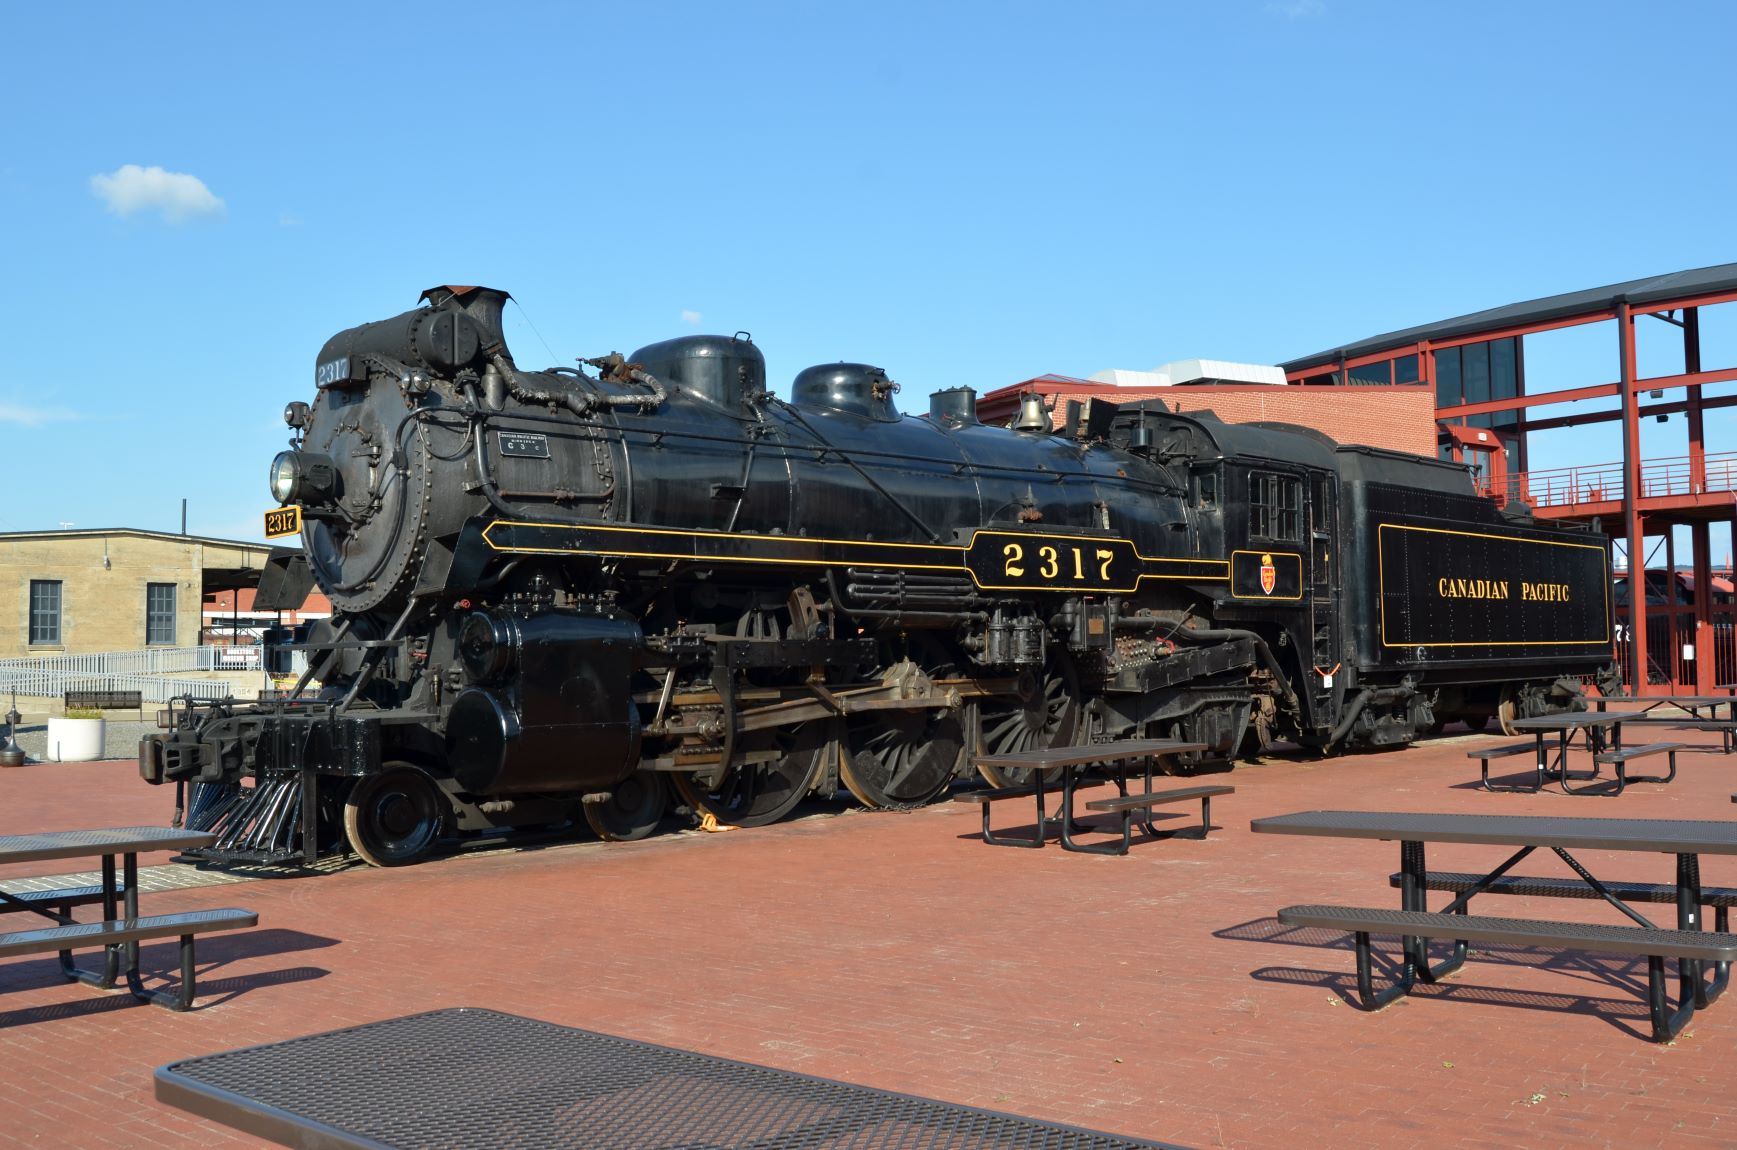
[1,692,25,767]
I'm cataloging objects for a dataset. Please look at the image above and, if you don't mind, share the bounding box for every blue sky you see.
[3,1,1734,551]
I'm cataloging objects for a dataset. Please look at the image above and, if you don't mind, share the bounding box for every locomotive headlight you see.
[268,451,339,506]
[269,452,298,503]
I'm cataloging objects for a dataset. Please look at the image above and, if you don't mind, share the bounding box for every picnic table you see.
[1590,694,1737,754]
[0,827,255,1009]
[1477,712,1681,795]
[156,1007,1185,1150]
[1251,810,1737,1041]
[1591,694,1737,720]
[962,738,1218,854]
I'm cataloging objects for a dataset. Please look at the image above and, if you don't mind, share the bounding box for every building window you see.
[146,583,176,645]
[1347,360,1392,385]
[1434,338,1519,431]
[1250,472,1302,542]
[29,580,62,645]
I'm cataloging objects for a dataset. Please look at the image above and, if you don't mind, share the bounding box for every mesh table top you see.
[0,826,214,865]
[155,1008,1183,1150]
[1251,810,1737,854]
[972,739,1205,772]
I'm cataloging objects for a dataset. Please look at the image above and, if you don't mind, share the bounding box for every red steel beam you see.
[1436,365,1737,420]
[1519,393,1737,434]
[1287,288,1737,377]
[1620,302,1647,693]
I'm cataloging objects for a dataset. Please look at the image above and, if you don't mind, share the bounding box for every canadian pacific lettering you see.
[1435,577,1571,602]
[1436,578,1509,600]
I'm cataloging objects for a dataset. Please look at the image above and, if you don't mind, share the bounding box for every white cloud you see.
[90,164,225,223]
[680,309,702,325]
[0,402,77,427]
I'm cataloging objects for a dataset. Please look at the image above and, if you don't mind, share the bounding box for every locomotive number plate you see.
[964,531,1141,593]
[263,506,302,538]
[498,431,550,458]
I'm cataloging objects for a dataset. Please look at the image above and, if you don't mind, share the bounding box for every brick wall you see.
[976,380,1438,457]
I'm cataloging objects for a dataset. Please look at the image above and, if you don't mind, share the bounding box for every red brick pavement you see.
[2,727,1736,1149]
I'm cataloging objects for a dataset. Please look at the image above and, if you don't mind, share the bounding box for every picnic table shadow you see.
[951,807,1212,845]
[1219,915,1667,1042]
[0,927,337,1029]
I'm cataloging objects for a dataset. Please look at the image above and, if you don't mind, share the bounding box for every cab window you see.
[1250,471,1302,542]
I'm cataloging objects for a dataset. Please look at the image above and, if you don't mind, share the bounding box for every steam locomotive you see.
[139,286,1619,867]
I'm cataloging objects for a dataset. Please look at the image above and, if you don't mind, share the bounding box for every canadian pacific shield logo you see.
[1260,553,1276,595]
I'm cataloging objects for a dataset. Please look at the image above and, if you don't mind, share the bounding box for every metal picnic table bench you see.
[1251,810,1737,1041]
[0,827,256,1009]
[960,738,1220,854]
[62,687,145,719]
[156,1007,1186,1150]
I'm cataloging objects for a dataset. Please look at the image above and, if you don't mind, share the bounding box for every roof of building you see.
[1283,261,1737,371]
[0,527,268,549]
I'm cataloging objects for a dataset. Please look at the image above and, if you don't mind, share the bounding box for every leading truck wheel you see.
[343,763,446,867]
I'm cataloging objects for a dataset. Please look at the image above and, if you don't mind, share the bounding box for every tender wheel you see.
[343,763,446,867]
[1462,714,1490,734]
[975,650,1081,789]
[839,636,965,809]
[672,719,836,828]
[583,769,668,842]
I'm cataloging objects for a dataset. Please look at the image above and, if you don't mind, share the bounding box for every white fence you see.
[0,667,236,705]
[0,646,256,704]
[0,645,259,675]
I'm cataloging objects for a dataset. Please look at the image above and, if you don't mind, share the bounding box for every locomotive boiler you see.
[140,285,1619,867]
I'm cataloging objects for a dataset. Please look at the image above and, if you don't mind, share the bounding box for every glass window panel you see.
[28,580,61,644]
[1491,337,1518,399]
[146,583,176,645]
[1435,347,1462,406]
[1347,360,1391,385]
[1462,342,1491,406]
[1394,355,1419,384]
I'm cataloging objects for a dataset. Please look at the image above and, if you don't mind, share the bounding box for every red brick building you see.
[974,373,1437,457]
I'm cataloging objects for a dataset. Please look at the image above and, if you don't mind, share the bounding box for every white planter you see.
[46,717,105,762]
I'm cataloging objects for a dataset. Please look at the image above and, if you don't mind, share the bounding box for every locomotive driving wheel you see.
[838,635,965,809]
[974,649,1082,788]
[343,762,447,867]
[583,768,668,842]
[672,718,837,828]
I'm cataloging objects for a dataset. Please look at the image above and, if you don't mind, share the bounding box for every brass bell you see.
[1011,393,1052,433]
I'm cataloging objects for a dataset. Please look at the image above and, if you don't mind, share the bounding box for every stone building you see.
[0,528,277,659]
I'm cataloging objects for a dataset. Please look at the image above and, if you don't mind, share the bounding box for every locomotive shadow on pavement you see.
[0,928,338,1030]
[1221,916,1663,1041]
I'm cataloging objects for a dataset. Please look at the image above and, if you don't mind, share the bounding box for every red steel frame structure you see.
[1282,263,1737,694]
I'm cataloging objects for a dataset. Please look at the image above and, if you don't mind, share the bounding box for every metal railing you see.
[1478,450,1737,508]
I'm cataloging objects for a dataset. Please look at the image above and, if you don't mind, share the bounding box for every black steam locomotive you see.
[140,286,1618,866]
